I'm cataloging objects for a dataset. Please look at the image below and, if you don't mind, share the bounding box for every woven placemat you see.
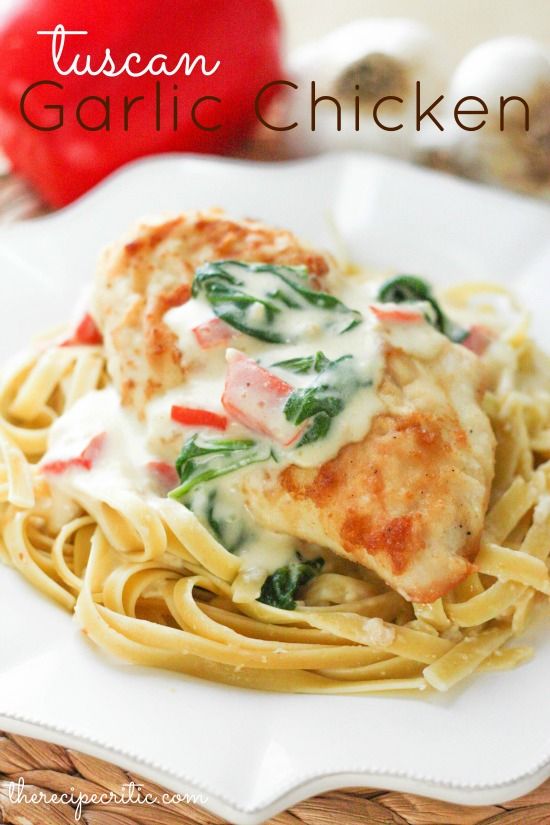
[0,729,549,825]
[0,163,549,825]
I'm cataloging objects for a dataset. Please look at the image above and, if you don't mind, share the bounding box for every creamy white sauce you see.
[42,388,156,501]
[41,269,451,585]
[163,274,448,468]
[190,476,299,572]
[375,301,445,359]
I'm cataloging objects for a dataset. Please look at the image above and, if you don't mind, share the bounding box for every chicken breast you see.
[92,210,495,603]
[92,210,334,415]
[242,342,495,603]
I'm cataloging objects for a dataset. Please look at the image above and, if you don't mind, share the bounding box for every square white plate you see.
[0,153,549,824]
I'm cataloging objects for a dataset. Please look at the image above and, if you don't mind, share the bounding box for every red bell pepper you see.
[42,432,106,474]
[171,405,228,430]
[370,305,424,323]
[222,350,301,446]
[192,318,235,349]
[462,324,493,355]
[60,313,103,347]
[147,460,179,492]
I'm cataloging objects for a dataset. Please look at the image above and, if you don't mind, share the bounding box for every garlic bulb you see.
[281,18,447,159]
[451,37,549,105]
[420,37,550,197]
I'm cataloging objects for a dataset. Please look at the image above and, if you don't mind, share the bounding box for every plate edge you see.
[1,710,549,822]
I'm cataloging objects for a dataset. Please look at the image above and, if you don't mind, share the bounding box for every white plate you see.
[0,153,549,824]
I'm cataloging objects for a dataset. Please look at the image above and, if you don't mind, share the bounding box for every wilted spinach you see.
[203,489,248,553]
[279,353,370,447]
[169,435,273,500]
[258,556,324,610]
[192,260,362,344]
[376,275,467,343]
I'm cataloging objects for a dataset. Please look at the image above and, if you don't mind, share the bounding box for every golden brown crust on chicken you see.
[242,344,495,602]
[93,210,495,603]
[92,210,334,415]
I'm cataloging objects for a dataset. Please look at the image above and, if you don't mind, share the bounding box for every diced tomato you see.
[147,461,179,492]
[370,304,423,323]
[171,405,228,431]
[462,325,493,356]
[61,314,103,347]
[192,318,235,349]
[222,350,301,446]
[42,433,106,475]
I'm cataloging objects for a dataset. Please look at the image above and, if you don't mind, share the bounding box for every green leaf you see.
[204,489,248,553]
[293,411,332,446]
[258,556,324,610]
[192,260,362,344]
[376,275,468,343]
[205,489,223,541]
[282,354,369,447]
[169,435,272,499]
[272,351,330,375]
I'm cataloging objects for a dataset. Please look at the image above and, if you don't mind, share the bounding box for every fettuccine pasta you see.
[1,213,549,695]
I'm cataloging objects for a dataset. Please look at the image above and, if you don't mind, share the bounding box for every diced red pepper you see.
[192,318,235,349]
[370,304,423,323]
[462,325,493,356]
[42,458,77,475]
[171,405,228,431]
[61,314,103,347]
[147,461,179,492]
[80,433,106,466]
[42,433,106,475]
[222,350,301,446]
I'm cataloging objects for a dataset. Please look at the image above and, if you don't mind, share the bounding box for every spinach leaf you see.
[204,489,248,554]
[282,354,370,447]
[258,556,324,610]
[272,351,330,375]
[169,435,273,500]
[192,260,362,344]
[204,489,223,541]
[377,275,467,343]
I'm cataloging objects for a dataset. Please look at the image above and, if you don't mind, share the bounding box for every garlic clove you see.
[282,18,447,159]
[420,37,550,197]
